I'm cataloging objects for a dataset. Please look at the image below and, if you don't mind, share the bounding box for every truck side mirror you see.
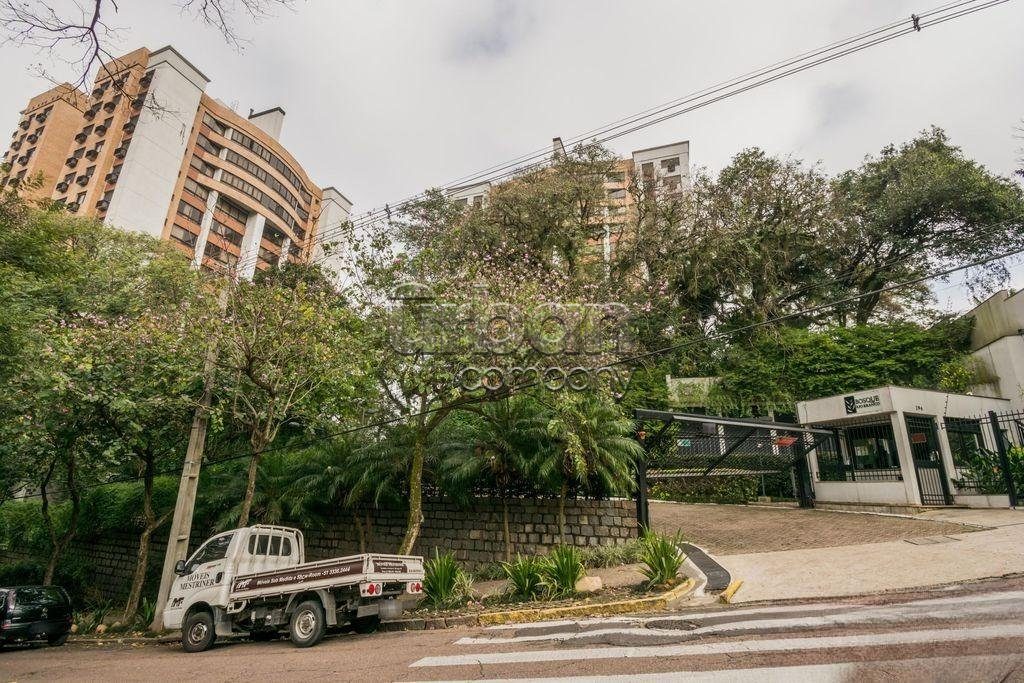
[174,560,188,575]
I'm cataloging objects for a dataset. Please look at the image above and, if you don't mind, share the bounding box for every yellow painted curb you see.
[719,579,743,604]
[477,578,694,626]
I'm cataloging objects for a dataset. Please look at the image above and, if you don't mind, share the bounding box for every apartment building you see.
[446,138,690,262]
[1,46,351,280]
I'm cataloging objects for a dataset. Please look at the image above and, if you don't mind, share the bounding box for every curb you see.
[719,579,744,603]
[475,578,694,626]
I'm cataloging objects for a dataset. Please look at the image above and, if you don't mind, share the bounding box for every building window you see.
[607,188,626,200]
[190,155,215,177]
[184,177,210,202]
[211,219,243,247]
[816,421,903,482]
[217,196,249,225]
[605,172,625,183]
[661,157,680,173]
[229,128,312,205]
[176,199,205,224]
[202,113,227,136]
[196,134,222,156]
[170,224,198,248]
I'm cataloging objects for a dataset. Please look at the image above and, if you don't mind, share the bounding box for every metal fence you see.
[814,418,904,482]
[944,410,1022,505]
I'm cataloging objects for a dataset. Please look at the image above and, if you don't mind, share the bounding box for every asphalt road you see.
[3,576,1024,682]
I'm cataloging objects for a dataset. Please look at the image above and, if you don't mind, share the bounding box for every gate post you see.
[988,411,1018,508]
[793,441,814,509]
[635,457,650,532]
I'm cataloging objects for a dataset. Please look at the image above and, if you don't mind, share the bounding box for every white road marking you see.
[412,623,1024,667]
[457,594,1024,645]
[483,602,855,631]
[405,653,1024,683]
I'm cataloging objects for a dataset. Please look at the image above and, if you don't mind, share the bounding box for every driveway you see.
[650,502,980,555]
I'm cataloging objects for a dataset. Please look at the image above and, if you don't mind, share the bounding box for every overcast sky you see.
[2,0,1022,308]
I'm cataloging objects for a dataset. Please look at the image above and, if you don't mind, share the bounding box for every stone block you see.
[575,575,603,593]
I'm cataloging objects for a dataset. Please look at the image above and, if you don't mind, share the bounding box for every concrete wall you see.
[970,336,1024,410]
[105,47,207,238]
[812,481,911,506]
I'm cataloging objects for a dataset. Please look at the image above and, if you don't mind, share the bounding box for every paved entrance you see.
[650,502,978,555]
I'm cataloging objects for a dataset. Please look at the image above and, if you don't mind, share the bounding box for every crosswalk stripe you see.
[411,623,1024,668]
[405,653,1024,683]
[457,597,1024,645]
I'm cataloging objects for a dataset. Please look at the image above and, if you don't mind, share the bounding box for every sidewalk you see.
[720,508,1024,603]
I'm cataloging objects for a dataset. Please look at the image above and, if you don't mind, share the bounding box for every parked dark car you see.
[0,586,73,648]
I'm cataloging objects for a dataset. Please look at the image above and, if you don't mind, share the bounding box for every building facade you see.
[2,46,351,280]
[965,289,1024,410]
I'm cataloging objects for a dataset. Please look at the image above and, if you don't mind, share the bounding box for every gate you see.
[905,415,952,506]
[633,409,836,529]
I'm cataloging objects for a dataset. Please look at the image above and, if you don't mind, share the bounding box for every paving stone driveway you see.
[650,502,980,555]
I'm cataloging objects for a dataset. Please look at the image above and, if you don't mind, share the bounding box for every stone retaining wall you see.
[6,497,638,601]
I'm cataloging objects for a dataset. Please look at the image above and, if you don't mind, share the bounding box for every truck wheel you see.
[352,615,380,634]
[289,600,325,648]
[182,610,216,653]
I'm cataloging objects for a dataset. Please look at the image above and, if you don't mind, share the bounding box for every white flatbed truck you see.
[162,525,424,652]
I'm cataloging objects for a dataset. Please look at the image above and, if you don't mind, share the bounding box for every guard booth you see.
[798,386,1018,509]
[633,409,835,528]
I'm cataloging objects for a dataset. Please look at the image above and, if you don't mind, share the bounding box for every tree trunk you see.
[237,446,266,528]
[124,456,159,622]
[558,483,568,545]
[43,455,80,585]
[502,497,512,562]
[399,430,426,555]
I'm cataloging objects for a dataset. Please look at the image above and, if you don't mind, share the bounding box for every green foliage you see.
[713,321,974,408]
[579,539,643,568]
[133,597,157,631]
[637,531,685,587]
[422,551,473,609]
[954,445,1024,495]
[501,554,546,600]
[540,546,585,597]
[650,477,758,505]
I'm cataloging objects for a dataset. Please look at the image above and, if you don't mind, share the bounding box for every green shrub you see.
[650,476,758,504]
[133,597,157,632]
[501,555,545,600]
[638,530,685,587]
[579,540,642,568]
[422,550,473,609]
[540,546,585,598]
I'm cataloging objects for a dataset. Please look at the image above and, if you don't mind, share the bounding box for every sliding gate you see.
[633,409,836,528]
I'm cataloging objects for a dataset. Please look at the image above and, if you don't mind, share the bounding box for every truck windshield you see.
[186,533,234,573]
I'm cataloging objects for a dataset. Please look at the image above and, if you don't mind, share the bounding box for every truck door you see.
[170,531,235,607]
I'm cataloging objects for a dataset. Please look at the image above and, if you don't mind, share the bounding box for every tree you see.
[828,127,1024,324]
[438,395,547,561]
[209,265,370,527]
[535,394,642,542]
[712,318,974,409]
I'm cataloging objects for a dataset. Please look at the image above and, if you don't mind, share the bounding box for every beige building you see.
[1,46,352,280]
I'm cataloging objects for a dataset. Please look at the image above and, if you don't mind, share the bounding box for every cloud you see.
[447,0,537,62]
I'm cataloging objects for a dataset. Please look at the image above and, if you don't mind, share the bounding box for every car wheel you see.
[288,599,325,648]
[182,610,216,653]
[351,615,380,634]
[47,633,69,647]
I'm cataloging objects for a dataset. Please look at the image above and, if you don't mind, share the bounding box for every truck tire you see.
[289,599,325,648]
[182,610,216,653]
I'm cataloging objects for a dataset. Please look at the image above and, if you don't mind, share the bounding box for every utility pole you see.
[151,285,228,630]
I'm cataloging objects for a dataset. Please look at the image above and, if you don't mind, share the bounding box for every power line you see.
[11,236,1023,502]
[264,0,1008,275]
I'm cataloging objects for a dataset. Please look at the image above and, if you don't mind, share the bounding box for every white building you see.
[966,289,1024,409]
[798,386,1014,509]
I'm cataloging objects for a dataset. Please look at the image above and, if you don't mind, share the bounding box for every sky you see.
[2,0,1022,310]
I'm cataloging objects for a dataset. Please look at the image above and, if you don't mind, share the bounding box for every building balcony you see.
[92,85,105,98]
[74,132,89,143]
[66,202,80,212]
[10,141,20,151]
[83,108,98,120]
[56,181,69,193]
[85,148,99,160]
[131,96,145,110]
[94,124,107,136]
[75,174,91,186]
[66,156,79,168]
[103,100,117,112]
[113,146,128,159]
[96,199,110,211]
[35,113,47,124]
[139,73,153,87]
[114,76,126,88]
[26,133,38,144]
[122,121,136,134]
[105,171,120,183]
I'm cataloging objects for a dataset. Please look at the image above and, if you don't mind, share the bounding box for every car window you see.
[14,586,65,607]
[186,533,234,572]
[256,534,269,554]
[269,535,281,555]
[282,537,292,556]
